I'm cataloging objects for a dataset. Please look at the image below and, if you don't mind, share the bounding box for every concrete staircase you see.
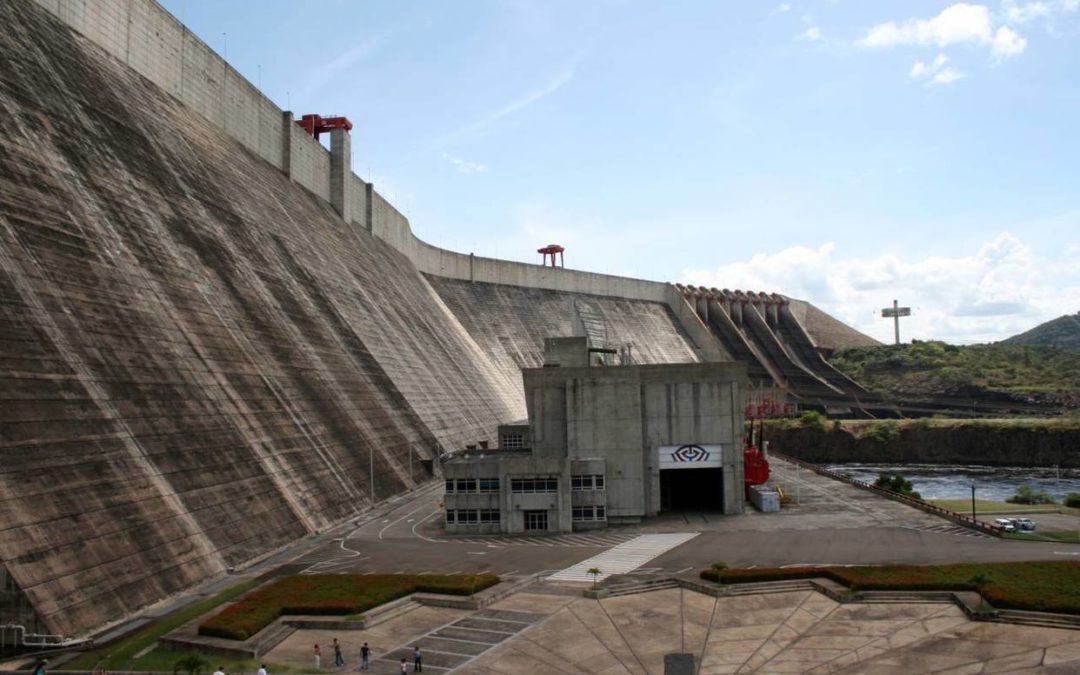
[603,578,680,598]
[993,609,1080,630]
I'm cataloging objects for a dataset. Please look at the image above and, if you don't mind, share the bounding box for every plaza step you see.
[994,609,1080,630]
[603,578,680,597]
[723,579,816,596]
[363,599,422,628]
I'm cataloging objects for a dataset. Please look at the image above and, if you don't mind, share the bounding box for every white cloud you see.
[442,153,488,174]
[770,4,793,17]
[797,26,823,41]
[1002,0,1079,23]
[680,233,1080,344]
[991,25,1028,55]
[858,3,1026,57]
[910,53,950,78]
[1003,1,1053,22]
[910,54,966,85]
[931,66,967,84]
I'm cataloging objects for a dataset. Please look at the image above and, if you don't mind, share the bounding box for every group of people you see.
[313,638,422,672]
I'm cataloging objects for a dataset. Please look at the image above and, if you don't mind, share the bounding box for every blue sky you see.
[161,1,1079,344]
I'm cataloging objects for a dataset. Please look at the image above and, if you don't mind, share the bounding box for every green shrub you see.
[700,562,1080,615]
[873,472,922,500]
[173,655,209,675]
[799,411,826,431]
[710,562,728,571]
[865,420,902,443]
[1066,493,1080,508]
[1006,485,1056,505]
[199,574,499,640]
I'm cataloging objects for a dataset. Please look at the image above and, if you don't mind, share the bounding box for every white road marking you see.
[379,501,439,540]
[675,566,694,574]
[467,551,486,555]
[549,533,699,582]
[1054,551,1080,556]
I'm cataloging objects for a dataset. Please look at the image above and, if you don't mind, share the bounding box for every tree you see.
[1006,485,1055,505]
[587,567,602,589]
[873,472,922,500]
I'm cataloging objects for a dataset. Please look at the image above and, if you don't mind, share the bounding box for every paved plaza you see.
[265,587,1080,674]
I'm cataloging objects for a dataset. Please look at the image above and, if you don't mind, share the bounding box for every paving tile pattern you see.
[461,588,1080,674]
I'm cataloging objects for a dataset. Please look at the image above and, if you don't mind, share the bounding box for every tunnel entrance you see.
[660,468,724,511]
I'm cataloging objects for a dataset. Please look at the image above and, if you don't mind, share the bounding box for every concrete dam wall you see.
[0,0,887,639]
[0,0,719,638]
[0,0,531,637]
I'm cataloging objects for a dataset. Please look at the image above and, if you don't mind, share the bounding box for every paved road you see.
[291,459,1080,580]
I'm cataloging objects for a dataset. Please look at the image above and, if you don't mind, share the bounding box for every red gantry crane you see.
[538,244,565,268]
[295,114,353,141]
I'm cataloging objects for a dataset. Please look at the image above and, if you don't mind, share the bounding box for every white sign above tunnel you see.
[658,444,723,469]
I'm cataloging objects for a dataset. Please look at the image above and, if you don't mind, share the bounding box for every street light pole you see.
[970,481,976,522]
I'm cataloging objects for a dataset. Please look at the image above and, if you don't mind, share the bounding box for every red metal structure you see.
[295,114,353,141]
[742,395,792,493]
[537,244,564,267]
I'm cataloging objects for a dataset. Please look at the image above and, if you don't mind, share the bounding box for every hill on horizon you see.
[1003,312,1080,348]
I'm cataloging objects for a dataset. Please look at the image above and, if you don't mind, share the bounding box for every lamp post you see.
[970,480,976,522]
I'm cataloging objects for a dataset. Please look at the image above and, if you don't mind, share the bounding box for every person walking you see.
[413,646,422,672]
[32,661,47,675]
[212,667,224,675]
[314,643,321,670]
[333,638,344,667]
[257,665,267,675]
[399,657,408,674]
[359,642,371,671]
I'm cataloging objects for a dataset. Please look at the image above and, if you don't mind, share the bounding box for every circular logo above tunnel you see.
[672,444,710,462]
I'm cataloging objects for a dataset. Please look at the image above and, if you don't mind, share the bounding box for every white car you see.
[1013,518,1036,531]
[994,518,1016,532]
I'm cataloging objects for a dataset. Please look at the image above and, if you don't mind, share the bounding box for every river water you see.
[822,463,1080,502]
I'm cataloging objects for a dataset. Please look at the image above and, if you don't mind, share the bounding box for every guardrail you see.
[769,451,1005,537]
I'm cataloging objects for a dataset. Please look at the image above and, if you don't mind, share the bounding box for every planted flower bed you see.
[199,574,498,640]
[701,561,1080,615]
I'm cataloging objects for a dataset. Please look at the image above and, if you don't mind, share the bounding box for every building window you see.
[510,477,558,493]
[478,509,500,523]
[478,478,499,493]
[572,506,607,521]
[461,509,478,523]
[445,510,456,524]
[571,475,605,491]
[502,433,525,449]
[445,480,455,493]
[456,478,477,493]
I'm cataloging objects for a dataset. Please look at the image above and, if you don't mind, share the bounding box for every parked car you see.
[994,518,1016,532]
[1013,518,1037,531]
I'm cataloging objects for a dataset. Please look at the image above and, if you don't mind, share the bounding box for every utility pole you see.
[881,299,911,345]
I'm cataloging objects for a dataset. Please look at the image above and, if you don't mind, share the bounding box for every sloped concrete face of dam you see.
[0,0,719,638]
[0,0,528,636]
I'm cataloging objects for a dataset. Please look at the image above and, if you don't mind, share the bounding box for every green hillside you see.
[829,340,1080,402]
[1004,312,1080,348]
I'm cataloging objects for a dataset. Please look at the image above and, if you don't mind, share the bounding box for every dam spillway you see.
[0,0,879,638]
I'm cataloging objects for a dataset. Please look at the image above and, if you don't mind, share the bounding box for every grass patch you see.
[65,579,259,671]
[928,499,1080,517]
[928,499,1061,514]
[1005,531,1080,544]
[128,648,295,674]
[701,561,1080,615]
[200,574,499,641]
